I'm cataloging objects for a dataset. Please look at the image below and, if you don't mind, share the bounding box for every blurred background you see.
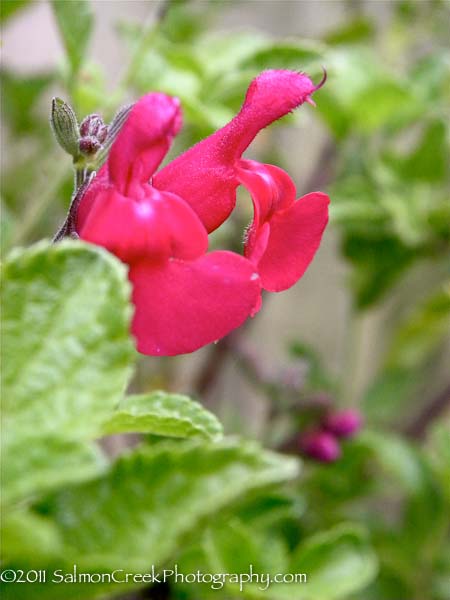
[1,1,450,599]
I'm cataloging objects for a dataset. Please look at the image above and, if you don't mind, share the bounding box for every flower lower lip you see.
[305,96,316,107]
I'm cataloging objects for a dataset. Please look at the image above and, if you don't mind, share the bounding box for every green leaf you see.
[387,120,449,182]
[43,440,299,571]
[288,525,378,599]
[0,511,63,562]
[363,368,421,423]
[51,0,93,76]
[325,18,375,45]
[359,431,447,554]
[1,441,300,600]
[0,0,31,22]
[342,234,416,309]
[202,519,289,598]
[364,285,450,421]
[240,41,324,71]
[386,284,450,370]
[198,523,377,600]
[317,48,423,138]
[1,241,134,505]
[1,70,54,133]
[101,391,223,441]
[2,438,106,507]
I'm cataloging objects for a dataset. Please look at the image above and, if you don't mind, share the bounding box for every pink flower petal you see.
[129,252,262,355]
[75,165,109,232]
[153,70,318,232]
[108,93,182,197]
[237,160,296,259]
[237,160,329,291]
[79,187,208,263]
[257,192,330,291]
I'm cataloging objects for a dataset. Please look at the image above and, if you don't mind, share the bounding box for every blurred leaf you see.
[317,48,422,138]
[410,51,450,107]
[101,391,223,441]
[1,200,15,254]
[386,284,450,370]
[0,511,63,562]
[240,41,324,71]
[0,0,31,22]
[325,19,375,45]
[1,241,134,505]
[290,341,334,391]
[203,520,289,598]
[51,0,93,76]
[195,31,268,76]
[360,431,447,553]
[430,424,450,500]
[363,368,421,423]
[71,62,116,116]
[2,438,106,507]
[288,524,378,599]
[305,440,374,510]
[342,234,416,309]
[206,519,288,578]
[365,285,450,422]
[1,70,54,133]
[387,120,449,182]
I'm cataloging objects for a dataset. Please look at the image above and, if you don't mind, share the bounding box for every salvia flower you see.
[74,69,330,356]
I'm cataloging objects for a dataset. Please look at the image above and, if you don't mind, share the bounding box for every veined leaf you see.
[101,391,223,440]
[288,524,378,600]
[2,438,106,507]
[1,441,300,600]
[1,241,134,505]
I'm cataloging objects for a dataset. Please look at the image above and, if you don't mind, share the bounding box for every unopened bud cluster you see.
[50,98,108,162]
[299,409,363,463]
[78,114,108,156]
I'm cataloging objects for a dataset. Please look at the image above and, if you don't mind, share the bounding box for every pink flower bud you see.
[300,430,341,463]
[79,114,104,137]
[323,409,363,438]
[79,136,101,156]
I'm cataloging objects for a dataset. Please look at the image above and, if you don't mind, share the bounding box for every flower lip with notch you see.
[75,69,329,356]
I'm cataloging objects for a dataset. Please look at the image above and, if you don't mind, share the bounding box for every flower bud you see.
[79,136,102,156]
[322,410,363,438]
[79,114,105,138]
[300,430,341,463]
[50,97,80,158]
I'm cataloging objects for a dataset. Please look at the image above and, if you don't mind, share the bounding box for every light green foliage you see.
[1,241,134,505]
[101,391,223,440]
[51,0,93,77]
[0,0,31,23]
[2,442,300,600]
[364,285,450,422]
[176,493,376,600]
[1,239,301,600]
[1,241,134,440]
[289,525,378,600]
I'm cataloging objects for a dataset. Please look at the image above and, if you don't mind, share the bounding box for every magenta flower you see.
[75,70,329,356]
[300,430,341,463]
[323,409,363,438]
